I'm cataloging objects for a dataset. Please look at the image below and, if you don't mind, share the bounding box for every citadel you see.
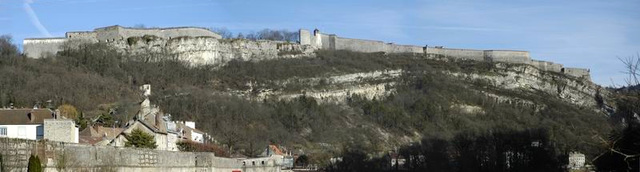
[23,25,591,80]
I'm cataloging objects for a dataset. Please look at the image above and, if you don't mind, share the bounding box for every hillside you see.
[0,37,613,169]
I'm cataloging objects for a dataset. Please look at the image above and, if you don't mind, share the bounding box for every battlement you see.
[93,25,221,42]
[299,28,590,80]
[21,26,591,81]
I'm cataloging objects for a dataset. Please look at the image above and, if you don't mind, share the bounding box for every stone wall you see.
[563,67,591,80]
[43,119,78,143]
[94,25,221,42]
[484,50,530,63]
[299,29,311,46]
[22,38,67,59]
[65,32,96,40]
[334,37,385,53]
[384,44,423,54]
[426,47,486,61]
[0,138,279,172]
[529,60,563,73]
[22,26,592,81]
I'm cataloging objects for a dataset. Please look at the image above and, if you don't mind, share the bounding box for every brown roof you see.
[79,125,124,145]
[0,109,55,125]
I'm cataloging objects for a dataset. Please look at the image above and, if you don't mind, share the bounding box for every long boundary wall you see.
[299,29,590,80]
[0,138,280,172]
[21,26,591,81]
[23,38,67,59]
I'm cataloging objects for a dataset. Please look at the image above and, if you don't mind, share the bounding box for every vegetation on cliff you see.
[0,35,620,170]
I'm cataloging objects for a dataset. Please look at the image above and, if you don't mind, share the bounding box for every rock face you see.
[112,37,315,66]
[447,63,606,108]
[223,70,402,103]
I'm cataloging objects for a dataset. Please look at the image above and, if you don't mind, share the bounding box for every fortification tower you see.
[312,28,322,48]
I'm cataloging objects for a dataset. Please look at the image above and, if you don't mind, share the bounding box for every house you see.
[389,152,406,169]
[260,144,294,169]
[105,84,211,151]
[0,108,79,143]
[79,125,124,145]
[175,121,205,143]
[0,108,54,140]
[568,152,586,169]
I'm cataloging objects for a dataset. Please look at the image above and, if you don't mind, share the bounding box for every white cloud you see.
[23,0,52,37]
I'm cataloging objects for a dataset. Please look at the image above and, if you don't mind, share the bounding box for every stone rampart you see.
[426,47,486,61]
[384,44,423,54]
[334,37,385,53]
[66,31,97,40]
[94,25,221,42]
[299,29,311,46]
[563,67,591,80]
[0,138,279,172]
[529,60,563,73]
[22,38,67,59]
[484,50,530,63]
[22,26,591,81]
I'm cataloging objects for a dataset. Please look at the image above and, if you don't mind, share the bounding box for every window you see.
[0,127,6,136]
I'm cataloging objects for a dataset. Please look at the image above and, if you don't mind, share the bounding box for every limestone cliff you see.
[111,36,314,66]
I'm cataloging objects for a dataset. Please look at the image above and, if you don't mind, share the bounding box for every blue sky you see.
[0,0,638,86]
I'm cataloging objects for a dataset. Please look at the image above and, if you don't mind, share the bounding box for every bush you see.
[124,129,157,149]
[27,155,42,172]
[1,153,4,172]
[176,141,229,157]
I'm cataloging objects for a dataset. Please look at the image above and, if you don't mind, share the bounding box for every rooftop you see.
[0,109,55,125]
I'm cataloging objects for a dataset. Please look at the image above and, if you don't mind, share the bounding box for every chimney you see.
[55,109,61,119]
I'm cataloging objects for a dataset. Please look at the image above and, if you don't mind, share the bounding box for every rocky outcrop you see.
[111,36,315,66]
[448,63,607,108]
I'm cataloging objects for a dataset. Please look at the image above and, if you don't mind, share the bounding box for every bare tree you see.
[619,53,640,87]
[209,27,234,39]
[0,35,18,57]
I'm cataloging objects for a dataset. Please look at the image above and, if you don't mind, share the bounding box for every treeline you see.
[0,35,619,170]
[210,27,299,42]
[329,129,565,172]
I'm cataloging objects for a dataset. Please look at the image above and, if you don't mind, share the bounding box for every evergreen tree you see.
[124,129,157,149]
[27,155,42,172]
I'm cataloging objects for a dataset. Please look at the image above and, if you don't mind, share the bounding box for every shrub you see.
[124,129,157,149]
[27,155,42,172]
[177,141,229,157]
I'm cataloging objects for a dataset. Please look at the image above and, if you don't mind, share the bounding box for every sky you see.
[0,0,638,86]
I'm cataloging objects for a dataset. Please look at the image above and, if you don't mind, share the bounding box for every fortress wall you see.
[334,37,385,53]
[427,47,485,61]
[118,27,222,40]
[484,50,530,63]
[95,26,121,42]
[299,29,311,45]
[384,44,424,54]
[23,38,67,58]
[563,67,591,80]
[65,31,96,40]
[0,138,272,172]
[530,60,563,73]
[319,34,336,50]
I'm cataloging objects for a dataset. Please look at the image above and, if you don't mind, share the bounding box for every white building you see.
[568,152,586,169]
[0,109,55,140]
